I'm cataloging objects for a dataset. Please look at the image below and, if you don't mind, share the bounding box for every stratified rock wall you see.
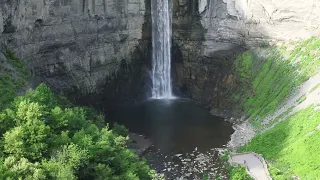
[201,0,320,45]
[0,0,149,98]
[1,0,319,114]
[172,0,243,116]
[173,0,320,117]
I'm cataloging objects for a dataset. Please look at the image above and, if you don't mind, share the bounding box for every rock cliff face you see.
[172,0,320,116]
[1,0,320,114]
[0,0,151,105]
[172,0,243,116]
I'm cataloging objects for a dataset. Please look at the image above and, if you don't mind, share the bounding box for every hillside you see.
[231,36,320,180]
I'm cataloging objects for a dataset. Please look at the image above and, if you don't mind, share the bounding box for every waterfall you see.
[151,0,174,99]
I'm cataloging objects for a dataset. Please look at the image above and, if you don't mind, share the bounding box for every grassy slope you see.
[232,37,320,180]
[233,37,320,129]
[239,106,320,180]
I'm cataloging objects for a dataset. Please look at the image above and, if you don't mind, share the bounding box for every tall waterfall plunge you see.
[151,0,174,99]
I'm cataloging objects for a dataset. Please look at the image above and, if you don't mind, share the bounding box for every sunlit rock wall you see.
[173,0,320,117]
[201,0,320,45]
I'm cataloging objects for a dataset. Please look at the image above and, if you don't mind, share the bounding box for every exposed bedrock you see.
[1,0,320,115]
[0,0,151,107]
[172,0,320,117]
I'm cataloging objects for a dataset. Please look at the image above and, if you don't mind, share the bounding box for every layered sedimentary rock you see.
[0,0,150,104]
[1,0,319,114]
[172,0,320,116]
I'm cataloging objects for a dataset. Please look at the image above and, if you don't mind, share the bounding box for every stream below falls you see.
[109,99,234,179]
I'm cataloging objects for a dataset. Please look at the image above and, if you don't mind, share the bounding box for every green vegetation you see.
[309,82,320,94]
[296,95,307,104]
[202,173,209,180]
[229,167,253,180]
[238,106,320,180]
[0,50,156,179]
[233,37,320,179]
[234,37,320,127]
[0,84,156,179]
[235,51,254,82]
[265,106,294,130]
[0,50,31,110]
[219,150,252,180]
[220,150,231,162]
[4,51,30,76]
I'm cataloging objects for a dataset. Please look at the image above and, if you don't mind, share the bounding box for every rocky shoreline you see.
[227,120,256,149]
[144,147,229,180]
[127,117,256,179]
[128,133,232,179]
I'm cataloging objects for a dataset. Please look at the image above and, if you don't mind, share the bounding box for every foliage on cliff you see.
[0,84,156,180]
[233,37,320,127]
[0,51,31,110]
[239,105,320,179]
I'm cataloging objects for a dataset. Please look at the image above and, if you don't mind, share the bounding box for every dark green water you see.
[109,99,234,153]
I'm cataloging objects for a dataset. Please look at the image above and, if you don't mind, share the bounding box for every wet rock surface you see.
[128,133,152,156]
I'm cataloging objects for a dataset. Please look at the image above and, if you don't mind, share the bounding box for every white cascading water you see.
[151,0,174,99]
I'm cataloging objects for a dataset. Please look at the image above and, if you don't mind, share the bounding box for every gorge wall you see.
[172,0,320,117]
[1,0,320,114]
[0,0,151,106]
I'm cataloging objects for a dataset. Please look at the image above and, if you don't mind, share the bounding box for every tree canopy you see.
[0,84,156,180]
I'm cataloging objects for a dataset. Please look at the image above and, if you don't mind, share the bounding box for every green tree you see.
[0,84,156,179]
[3,156,46,180]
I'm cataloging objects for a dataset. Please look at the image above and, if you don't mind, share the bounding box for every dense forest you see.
[0,84,156,180]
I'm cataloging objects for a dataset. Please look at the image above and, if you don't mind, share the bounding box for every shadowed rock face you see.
[1,0,319,115]
[171,0,243,117]
[0,0,151,106]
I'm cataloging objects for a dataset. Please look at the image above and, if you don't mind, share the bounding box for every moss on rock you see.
[0,50,31,110]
